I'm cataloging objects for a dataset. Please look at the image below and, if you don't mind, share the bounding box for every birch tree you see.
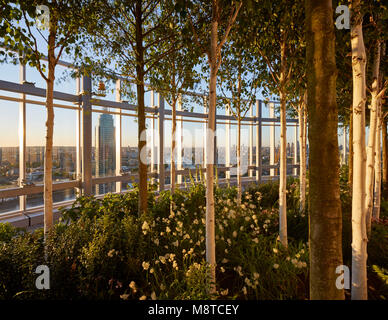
[85,0,178,216]
[373,98,382,220]
[148,5,201,195]
[365,41,381,235]
[306,0,344,300]
[180,0,242,293]
[2,0,90,238]
[350,0,368,300]
[249,0,304,247]
[290,90,307,211]
[365,3,388,231]
[218,43,258,204]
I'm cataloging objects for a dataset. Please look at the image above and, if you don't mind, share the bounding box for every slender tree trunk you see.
[171,97,177,194]
[135,1,147,216]
[349,105,353,190]
[44,30,56,238]
[279,38,288,248]
[350,0,368,300]
[299,95,307,212]
[383,118,388,199]
[306,0,344,300]
[365,42,381,234]
[237,116,242,204]
[205,0,219,294]
[373,102,382,220]
[366,42,381,233]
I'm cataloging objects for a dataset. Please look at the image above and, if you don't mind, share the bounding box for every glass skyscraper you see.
[95,111,116,194]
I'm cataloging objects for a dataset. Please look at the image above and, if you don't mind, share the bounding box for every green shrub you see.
[0,179,385,300]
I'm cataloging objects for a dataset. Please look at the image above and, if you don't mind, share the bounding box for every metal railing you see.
[0,58,300,224]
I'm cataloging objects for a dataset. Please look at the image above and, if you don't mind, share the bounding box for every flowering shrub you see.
[0,179,386,300]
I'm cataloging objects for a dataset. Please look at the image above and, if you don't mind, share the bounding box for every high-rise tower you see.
[95,111,115,194]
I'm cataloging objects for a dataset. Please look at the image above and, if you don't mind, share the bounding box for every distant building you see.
[95,111,116,194]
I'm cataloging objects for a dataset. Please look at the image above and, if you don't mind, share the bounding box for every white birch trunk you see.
[350,0,368,300]
[237,117,242,204]
[44,30,56,239]
[365,42,381,234]
[205,2,218,294]
[373,103,382,221]
[279,39,288,248]
[299,97,307,212]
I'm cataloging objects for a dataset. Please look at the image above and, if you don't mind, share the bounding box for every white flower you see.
[159,256,166,264]
[142,221,149,230]
[242,286,247,295]
[220,267,226,273]
[273,248,278,254]
[151,292,157,300]
[244,277,252,287]
[142,261,150,270]
[129,281,137,292]
[221,289,229,296]
[232,231,237,238]
[273,263,279,269]
[139,295,147,300]
[166,226,171,233]
[253,272,260,280]
[252,238,259,244]
[120,293,129,300]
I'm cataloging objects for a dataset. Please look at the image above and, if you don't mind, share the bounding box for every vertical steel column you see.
[82,75,92,195]
[269,102,275,178]
[158,93,165,191]
[249,103,253,177]
[256,100,262,183]
[293,124,298,176]
[75,75,82,195]
[18,62,26,212]
[225,102,231,180]
[177,95,183,185]
[115,79,122,192]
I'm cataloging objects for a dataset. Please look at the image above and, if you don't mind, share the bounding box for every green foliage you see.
[0,179,386,300]
[0,229,44,299]
[0,223,18,242]
[0,181,309,300]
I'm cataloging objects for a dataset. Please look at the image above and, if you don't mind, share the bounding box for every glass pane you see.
[0,99,19,214]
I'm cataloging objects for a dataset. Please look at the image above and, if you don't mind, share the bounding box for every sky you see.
[0,56,348,151]
[0,17,346,152]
